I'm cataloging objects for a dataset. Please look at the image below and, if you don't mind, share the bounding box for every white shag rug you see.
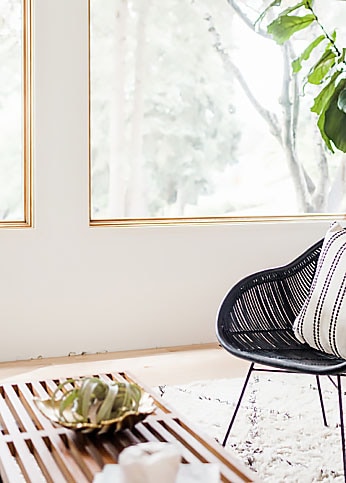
[156,373,345,483]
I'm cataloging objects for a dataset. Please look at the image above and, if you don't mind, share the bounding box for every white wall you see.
[0,0,336,362]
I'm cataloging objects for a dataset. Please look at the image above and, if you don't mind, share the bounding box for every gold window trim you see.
[87,1,345,228]
[89,214,346,228]
[0,0,33,228]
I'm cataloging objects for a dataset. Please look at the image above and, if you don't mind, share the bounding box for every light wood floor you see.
[0,343,249,387]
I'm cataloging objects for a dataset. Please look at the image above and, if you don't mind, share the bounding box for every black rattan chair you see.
[216,238,346,480]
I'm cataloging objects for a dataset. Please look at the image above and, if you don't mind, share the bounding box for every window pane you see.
[90,0,346,220]
[0,0,26,222]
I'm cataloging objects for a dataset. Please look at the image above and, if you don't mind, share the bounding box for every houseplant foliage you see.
[50,377,142,424]
[34,377,155,433]
[259,0,346,153]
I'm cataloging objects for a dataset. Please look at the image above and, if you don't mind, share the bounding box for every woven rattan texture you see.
[217,239,346,374]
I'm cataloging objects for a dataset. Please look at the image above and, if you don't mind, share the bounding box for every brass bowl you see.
[33,390,156,434]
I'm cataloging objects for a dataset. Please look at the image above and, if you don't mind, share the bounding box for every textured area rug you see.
[156,373,345,482]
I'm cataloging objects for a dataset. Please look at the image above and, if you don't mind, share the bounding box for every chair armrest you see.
[216,239,323,338]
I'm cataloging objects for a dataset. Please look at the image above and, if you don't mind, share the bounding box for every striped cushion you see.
[293,222,346,358]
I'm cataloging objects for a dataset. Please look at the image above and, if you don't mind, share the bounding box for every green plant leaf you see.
[267,14,315,45]
[58,389,78,421]
[323,79,346,152]
[311,72,344,152]
[77,377,106,420]
[96,384,119,423]
[337,88,346,113]
[256,0,312,28]
[292,34,325,73]
[280,1,310,17]
[311,70,342,115]
[312,72,344,152]
[80,380,99,419]
[255,0,282,26]
[51,377,144,425]
[307,47,337,85]
[317,109,334,152]
[51,379,76,403]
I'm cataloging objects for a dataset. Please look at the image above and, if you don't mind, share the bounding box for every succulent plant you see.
[51,377,142,425]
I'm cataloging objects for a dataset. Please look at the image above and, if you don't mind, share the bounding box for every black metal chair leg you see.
[316,376,328,427]
[337,375,346,482]
[222,362,254,447]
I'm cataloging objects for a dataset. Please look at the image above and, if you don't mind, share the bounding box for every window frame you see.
[87,0,346,228]
[0,0,33,228]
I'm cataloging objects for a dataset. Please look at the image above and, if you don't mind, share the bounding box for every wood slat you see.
[17,382,64,434]
[139,418,201,464]
[3,384,41,432]
[0,393,46,481]
[2,438,45,482]
[0,437,25,483]
[63,433,103,479]
[154,415,249,483]
[127,370,255,482]
[19,382,92,482]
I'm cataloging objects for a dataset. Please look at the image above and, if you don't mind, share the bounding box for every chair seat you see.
[225,331,346,374]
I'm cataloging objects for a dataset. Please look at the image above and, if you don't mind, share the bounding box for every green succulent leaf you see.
[58,389,79,421]
[50,377,144,425]
[96,384,120,423]
[118,382,141,412]
[307,47,337,85]
[80,379,103,420]
[292,34,325,73]
[267,14,315,45]
[322,79,346,152]
[51,379,76,403]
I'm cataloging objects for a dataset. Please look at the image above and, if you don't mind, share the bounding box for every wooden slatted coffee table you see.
[0,371,256,483]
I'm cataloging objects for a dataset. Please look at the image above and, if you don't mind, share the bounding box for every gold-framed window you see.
[88,0,346,227]
[0,0,32,227]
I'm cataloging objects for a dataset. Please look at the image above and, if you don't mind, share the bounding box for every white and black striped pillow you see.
[293,221,346,358]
